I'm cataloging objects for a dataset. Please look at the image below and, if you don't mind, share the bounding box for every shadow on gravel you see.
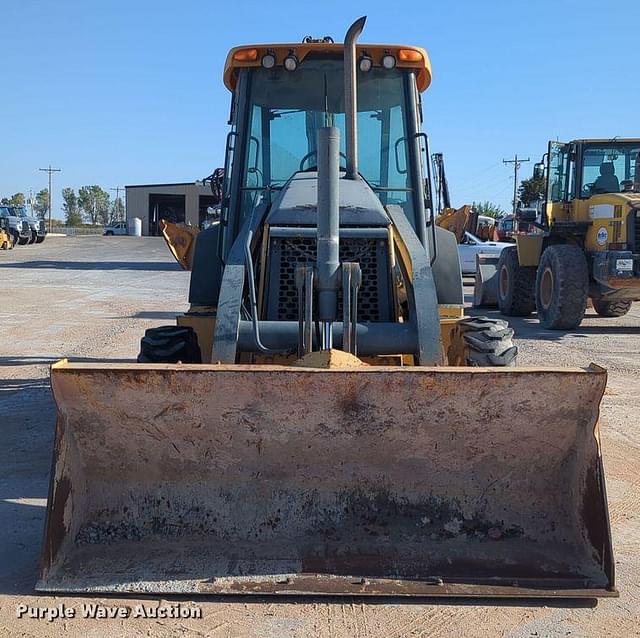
[0,260,180,271]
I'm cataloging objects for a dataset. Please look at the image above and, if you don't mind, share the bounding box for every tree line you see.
[1,187,124,227]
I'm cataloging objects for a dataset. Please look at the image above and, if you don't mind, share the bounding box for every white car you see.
[458,231,512,274]
[103,221,128,236]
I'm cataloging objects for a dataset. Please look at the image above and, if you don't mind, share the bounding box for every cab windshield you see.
[14,206,28,218]
[581,143,640,195]
[243,60,415,215]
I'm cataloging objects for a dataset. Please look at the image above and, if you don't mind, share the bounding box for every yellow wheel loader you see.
[494,139,640,328]
[0,217,13,249]
[39,19,615,598]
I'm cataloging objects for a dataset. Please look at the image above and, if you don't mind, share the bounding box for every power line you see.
[38,165,62,233]
[503,155,530,215]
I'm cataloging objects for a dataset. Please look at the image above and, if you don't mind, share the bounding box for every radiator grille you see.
[271,237,384,321]
[21,221,29,234]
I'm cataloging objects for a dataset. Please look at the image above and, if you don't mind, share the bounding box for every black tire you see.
[496,246,536,316]
[35,235,45,244]
[28,231,37,244]
[535,244,588,329]
[137,325,202,363]
[105,231,114,236]
[459,316,518,366]
[17,235,29,245]
[592,298,632,317]
[11,232,20,247]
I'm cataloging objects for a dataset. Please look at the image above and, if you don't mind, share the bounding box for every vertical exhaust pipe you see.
[344,16,366,180]
[316,126,341,349]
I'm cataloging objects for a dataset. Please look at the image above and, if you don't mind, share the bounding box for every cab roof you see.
[223,42,432,93]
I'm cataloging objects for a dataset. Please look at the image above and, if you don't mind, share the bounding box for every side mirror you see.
[533,162,545,181]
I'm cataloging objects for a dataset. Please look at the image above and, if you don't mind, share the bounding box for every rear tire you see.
[35,235,45,243]
[460,316,518,366]
[496,246,536,316]
[535,244,588,329]
[592,298,632,317]
[137,326,202,363]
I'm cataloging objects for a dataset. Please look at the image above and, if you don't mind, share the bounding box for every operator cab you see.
[220,40,434,257]
[547,140,640,203]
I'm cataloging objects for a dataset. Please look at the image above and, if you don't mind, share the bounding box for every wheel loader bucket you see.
[160,219,199,270]
[474,253,499,308]
[38,360,616,598]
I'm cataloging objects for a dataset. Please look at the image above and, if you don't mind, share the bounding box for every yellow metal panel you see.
[515,235,543,267]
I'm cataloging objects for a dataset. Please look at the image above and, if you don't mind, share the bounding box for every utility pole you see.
[110,187,125,221]
[39,165,62,232]
[503,155,530,216]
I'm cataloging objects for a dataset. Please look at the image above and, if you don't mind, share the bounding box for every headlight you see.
[283,53,298,72]
[359,55,373,72]
[261,53,276,69]
[382,54,396,69]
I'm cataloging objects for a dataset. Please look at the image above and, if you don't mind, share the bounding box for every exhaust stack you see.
[316,127,341,349]
[344,16,366,180]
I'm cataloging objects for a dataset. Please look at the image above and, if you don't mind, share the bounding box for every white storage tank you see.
[129,217,142,237]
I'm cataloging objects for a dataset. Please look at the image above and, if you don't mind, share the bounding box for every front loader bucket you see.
[38,361,616,598]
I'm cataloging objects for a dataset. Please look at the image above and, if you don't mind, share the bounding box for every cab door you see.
[546,141,572,223]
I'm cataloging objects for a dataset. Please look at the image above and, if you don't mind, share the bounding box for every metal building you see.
[125,182,217,236]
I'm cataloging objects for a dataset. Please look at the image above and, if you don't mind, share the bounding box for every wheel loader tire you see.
[592,298,632,317]
[137,325,202,363]
[496,246,536,316]
[460,316,518,366]
[535,244,588,330]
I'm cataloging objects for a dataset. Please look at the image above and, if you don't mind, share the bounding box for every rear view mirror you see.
[533,162,545,180]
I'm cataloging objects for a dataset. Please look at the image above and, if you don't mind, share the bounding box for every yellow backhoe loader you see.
[39,19,615,598]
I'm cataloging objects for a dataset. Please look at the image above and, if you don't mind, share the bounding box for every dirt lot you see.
[0,236,638,637]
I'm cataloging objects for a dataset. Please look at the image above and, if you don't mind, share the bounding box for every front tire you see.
[35,235,45,243]
[28,231,37,244]
[535,244,588,329]
[496,246,536,316]
[592,298,632,317]
[460,316,518,366]
[137,326,202,363]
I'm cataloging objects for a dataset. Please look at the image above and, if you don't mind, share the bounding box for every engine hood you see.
[265,171,391,227]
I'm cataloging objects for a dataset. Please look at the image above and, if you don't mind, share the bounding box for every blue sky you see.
[1,0,638,216]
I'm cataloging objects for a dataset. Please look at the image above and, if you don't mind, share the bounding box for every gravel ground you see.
[0,236,638,637]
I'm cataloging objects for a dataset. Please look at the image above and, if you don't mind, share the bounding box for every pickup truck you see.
[12,206,47,244]
[103,221,128,236]
[0,205,31,246]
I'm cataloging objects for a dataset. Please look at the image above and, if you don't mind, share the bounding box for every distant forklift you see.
[496,139,640,328]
